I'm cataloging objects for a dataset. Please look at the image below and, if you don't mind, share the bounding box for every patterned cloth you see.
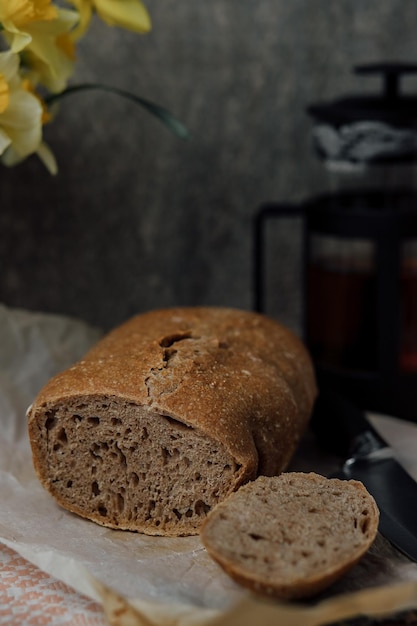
[0,543,107,625]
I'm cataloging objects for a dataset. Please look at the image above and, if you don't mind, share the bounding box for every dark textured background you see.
[1,1,417,332]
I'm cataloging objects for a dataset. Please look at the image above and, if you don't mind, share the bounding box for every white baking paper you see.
[1,303,417,626]
[0,305,244,614]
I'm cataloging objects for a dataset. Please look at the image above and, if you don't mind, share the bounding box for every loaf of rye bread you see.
[27,307,317,536]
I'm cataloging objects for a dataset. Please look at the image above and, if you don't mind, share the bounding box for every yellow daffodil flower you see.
[0,51,57,173]
[68,0,151,40]
[0,0,58,50]
[0,0,79,93]
[0,1,181,174]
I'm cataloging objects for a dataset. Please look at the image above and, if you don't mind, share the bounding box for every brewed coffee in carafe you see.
[307,230,377,372]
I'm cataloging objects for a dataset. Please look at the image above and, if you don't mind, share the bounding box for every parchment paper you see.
[1,303,417,626]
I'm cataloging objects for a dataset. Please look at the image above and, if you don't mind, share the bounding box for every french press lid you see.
[307,63,417,164]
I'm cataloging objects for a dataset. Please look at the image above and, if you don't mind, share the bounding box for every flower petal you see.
[1,20,32,52]
[36,140,58,174]
[0,51,43,162]
[0,52,23,95]
[1,144,24,166]
[0,76,10,114]
[0,89,42,157]
[0,128,12,155]
[93,0,151,33]
[65,0,93,40]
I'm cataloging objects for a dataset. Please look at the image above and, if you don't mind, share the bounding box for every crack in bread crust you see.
[145,333,229,405]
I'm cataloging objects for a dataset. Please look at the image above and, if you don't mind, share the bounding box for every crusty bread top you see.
[200,472,380,600]
[29,307,317,478]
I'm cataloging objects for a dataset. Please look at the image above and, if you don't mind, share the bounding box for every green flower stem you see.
[45,83,190,140]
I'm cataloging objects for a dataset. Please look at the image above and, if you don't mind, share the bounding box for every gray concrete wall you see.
[1,1,417,331]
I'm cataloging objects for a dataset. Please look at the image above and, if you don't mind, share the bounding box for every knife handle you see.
[311,388,387,457]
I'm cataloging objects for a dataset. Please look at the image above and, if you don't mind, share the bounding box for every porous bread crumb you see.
[200,472,379,599]
[37,396,244,535]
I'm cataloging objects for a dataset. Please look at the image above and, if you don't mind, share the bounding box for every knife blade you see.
[312,389,417,562]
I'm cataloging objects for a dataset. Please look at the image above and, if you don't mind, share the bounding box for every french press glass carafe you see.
[254,63,417,422]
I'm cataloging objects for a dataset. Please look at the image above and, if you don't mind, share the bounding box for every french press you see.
[254,63,417,422]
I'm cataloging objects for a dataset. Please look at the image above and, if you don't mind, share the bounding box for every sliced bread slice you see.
[200,472,379,600]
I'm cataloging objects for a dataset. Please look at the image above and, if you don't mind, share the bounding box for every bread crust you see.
[27,307,317,535]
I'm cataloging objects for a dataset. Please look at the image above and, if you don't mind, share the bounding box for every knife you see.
[312,389,417,562]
